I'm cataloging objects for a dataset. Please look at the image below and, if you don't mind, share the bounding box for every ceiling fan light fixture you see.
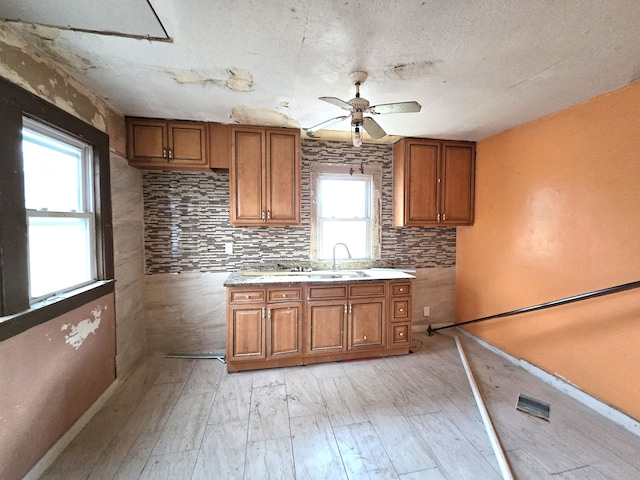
[352,124,363,147]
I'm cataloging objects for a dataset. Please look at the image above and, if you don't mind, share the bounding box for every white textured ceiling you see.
[2,0,640,141]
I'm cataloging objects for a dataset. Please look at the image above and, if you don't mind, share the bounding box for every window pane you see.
[319,179,366,218]
[23,129,84,212]
[28,216,94,299]
[319,220,368,259]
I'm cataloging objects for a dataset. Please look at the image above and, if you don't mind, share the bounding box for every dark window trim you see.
[0,76,114,341]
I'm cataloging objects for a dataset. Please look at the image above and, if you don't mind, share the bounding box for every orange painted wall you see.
[0,294,116,480]
[457,81,640,420]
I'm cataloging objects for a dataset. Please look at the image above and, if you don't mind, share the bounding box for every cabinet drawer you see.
[392,299,410,320]
[349,283,385,298]
[229,289,265,304]
[268,287,301,302]
[308,285,348,300]
[392,283,411,296]
[390,323,410,347]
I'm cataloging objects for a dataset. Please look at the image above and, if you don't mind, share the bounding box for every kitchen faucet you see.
[332,243,352,271]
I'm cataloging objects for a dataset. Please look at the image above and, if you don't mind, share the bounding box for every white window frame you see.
[310,163,382,262]
[22,117,97,303]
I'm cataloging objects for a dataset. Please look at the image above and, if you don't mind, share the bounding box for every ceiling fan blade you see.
[362,117,387,139]
[306,115,349,133]
[319,96,353,110]
[369,101,422,115]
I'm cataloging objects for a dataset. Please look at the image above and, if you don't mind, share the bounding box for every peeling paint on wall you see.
[231,104,299,128]
[20,23,96,73]
[0,22,124,136]
[226,68,254,92]
[61,304,106,349]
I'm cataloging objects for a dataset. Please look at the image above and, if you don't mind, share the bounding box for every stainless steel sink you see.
[242,270,370,280]
[305,270,370,279]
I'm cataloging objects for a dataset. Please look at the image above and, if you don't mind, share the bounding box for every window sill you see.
[0,280,114,342]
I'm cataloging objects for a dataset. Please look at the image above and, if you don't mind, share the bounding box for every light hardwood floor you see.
[41,331,640,479]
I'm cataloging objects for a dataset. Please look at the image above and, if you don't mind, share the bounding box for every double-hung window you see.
[311,164,381,262]
[22,118,97,302]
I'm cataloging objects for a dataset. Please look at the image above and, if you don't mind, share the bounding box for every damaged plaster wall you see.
[0,21,126,156]
[0,23,145,479]
[0,294,116,480]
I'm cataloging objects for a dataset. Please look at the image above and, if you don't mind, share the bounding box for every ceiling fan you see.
[306,71,421,146]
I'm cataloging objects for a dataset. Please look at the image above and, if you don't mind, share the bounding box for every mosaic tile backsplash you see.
[143,140,456,274]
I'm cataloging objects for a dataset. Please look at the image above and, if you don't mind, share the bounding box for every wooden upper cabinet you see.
[393,138,475,226]
[230,126,300,226]
[441,142,475,225]
[126,117,208,170]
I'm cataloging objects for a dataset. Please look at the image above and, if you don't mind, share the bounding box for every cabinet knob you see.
[244,295,249,299]
[399,332,404,336]
[363,335,367,340]
[282,294,287,297]
[399,288,404,292]
[399,308,404,312]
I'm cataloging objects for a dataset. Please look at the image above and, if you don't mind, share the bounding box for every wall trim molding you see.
[22,379,121,480]
[459,329,640,438]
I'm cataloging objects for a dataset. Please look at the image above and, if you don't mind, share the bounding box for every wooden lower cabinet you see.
[226,287,302,371]
[307,301,346,354]
[348,298,385,350]
[226,279,412,372]
[268,302,301,357]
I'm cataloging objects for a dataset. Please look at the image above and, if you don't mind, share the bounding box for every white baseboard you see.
[458,329,640,438]
[23,379,120,480]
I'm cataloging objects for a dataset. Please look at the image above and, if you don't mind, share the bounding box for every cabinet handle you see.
[261,307,266,320]
[344,303,348,315]
[162,147,168,159]
[363,335,367,341]
[437,213,441,222]
[267,210,271,220]
[348,303,352,315]
[261,210,266,221]
[267,308,271,321]
[167,148,173,159]
[443,213,446,221]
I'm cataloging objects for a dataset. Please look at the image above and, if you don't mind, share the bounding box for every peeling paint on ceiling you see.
[231,105,299,128]
[2,2,640,141]
[226,68,254,92]
[172,71,223,86]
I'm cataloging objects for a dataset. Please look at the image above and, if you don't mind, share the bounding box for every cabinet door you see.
[228,306,265,360]
[266,129,300,224]
[127,119,167,163]
[230,127,265,224]
[441,142,475,225]
[406,141,440,224]
[306,302,346,354]
[168,122,207,166]
[268,303,301,358]
[348,299,384,350]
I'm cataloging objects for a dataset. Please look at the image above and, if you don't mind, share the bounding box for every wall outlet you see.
[423,307,430,317]
[224,242,233,254]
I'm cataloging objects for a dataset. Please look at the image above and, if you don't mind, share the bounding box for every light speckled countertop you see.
[224,268,415,286]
